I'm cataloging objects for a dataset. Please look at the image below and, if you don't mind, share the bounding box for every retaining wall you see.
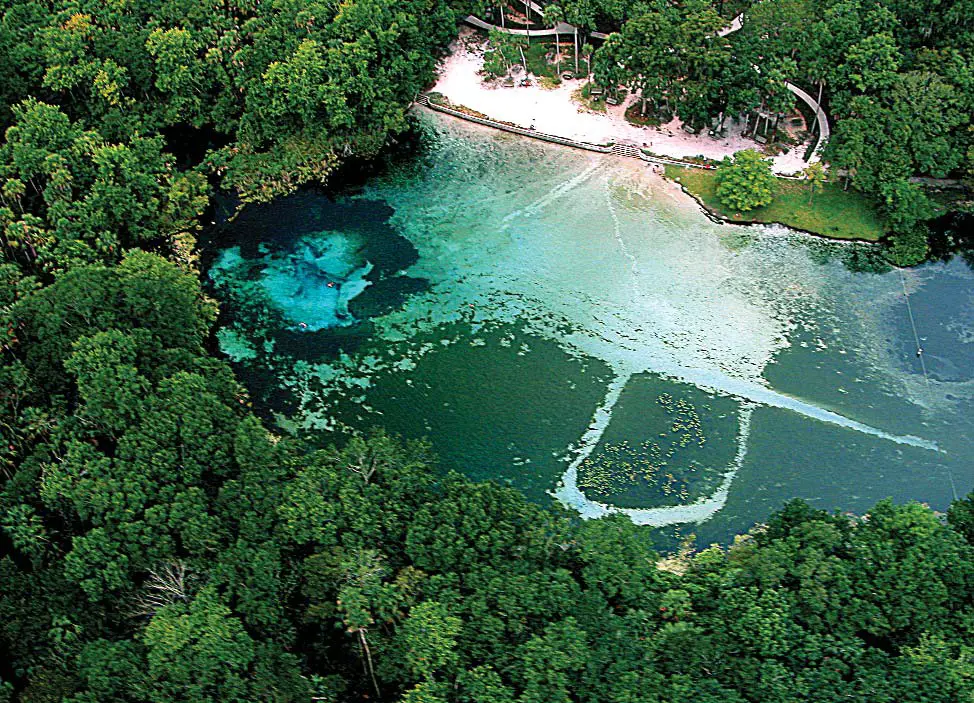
[421,97,614,153]
[419,95,809,179]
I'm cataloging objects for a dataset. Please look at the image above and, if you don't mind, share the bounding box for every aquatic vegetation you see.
[578,393,711,503]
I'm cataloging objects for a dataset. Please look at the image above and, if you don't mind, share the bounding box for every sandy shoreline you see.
[431,29,811,176]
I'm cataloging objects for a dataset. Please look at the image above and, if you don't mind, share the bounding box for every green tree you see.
[518,618,589,703]
[580,42,594,79]
[947,492,974,544]
[844,33,902,93]
[544,5,566,74]
[0,99,206,277]
[395,601,462,682]
[881,179,933,266]
[715,149,777,212]
[803,161,826,203]
[484,29,529,80]
[141,586,258,703]
[456,666,515,703]
[575,514,662,607]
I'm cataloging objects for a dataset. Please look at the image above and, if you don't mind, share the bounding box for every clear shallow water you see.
[209,111,974,542]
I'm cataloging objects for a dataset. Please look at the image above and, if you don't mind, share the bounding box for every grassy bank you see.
[665,165,886,241]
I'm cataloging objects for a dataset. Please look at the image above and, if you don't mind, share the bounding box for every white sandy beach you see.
[431,30,812,176]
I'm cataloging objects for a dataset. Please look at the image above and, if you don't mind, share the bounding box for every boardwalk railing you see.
[464,15,574,37]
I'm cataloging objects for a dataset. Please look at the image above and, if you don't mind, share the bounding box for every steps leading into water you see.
[611,144,642,159]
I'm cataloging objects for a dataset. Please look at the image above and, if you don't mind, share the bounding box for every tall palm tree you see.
[581,42,594,79]
[573,23,579,74]
[544,4,566,73]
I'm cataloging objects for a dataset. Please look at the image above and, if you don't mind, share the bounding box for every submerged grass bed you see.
[579,374,740,509]
[665,165,886,241]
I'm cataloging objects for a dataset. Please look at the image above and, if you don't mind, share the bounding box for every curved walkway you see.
[462,10,830,161]
[785,82,830,158]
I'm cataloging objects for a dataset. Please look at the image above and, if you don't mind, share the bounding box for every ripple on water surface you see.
[209,111,974,541]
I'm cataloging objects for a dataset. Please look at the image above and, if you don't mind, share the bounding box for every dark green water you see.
[209,111,974,542]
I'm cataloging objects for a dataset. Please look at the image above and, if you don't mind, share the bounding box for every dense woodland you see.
[1,0,974,701]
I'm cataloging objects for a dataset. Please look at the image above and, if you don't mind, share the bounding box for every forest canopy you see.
[0,0,462,204]
[1,0,974,702]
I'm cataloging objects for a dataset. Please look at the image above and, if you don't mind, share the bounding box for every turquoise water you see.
[209,111,974,542]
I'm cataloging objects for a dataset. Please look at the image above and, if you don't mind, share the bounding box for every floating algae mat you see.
[210,111,974,541]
